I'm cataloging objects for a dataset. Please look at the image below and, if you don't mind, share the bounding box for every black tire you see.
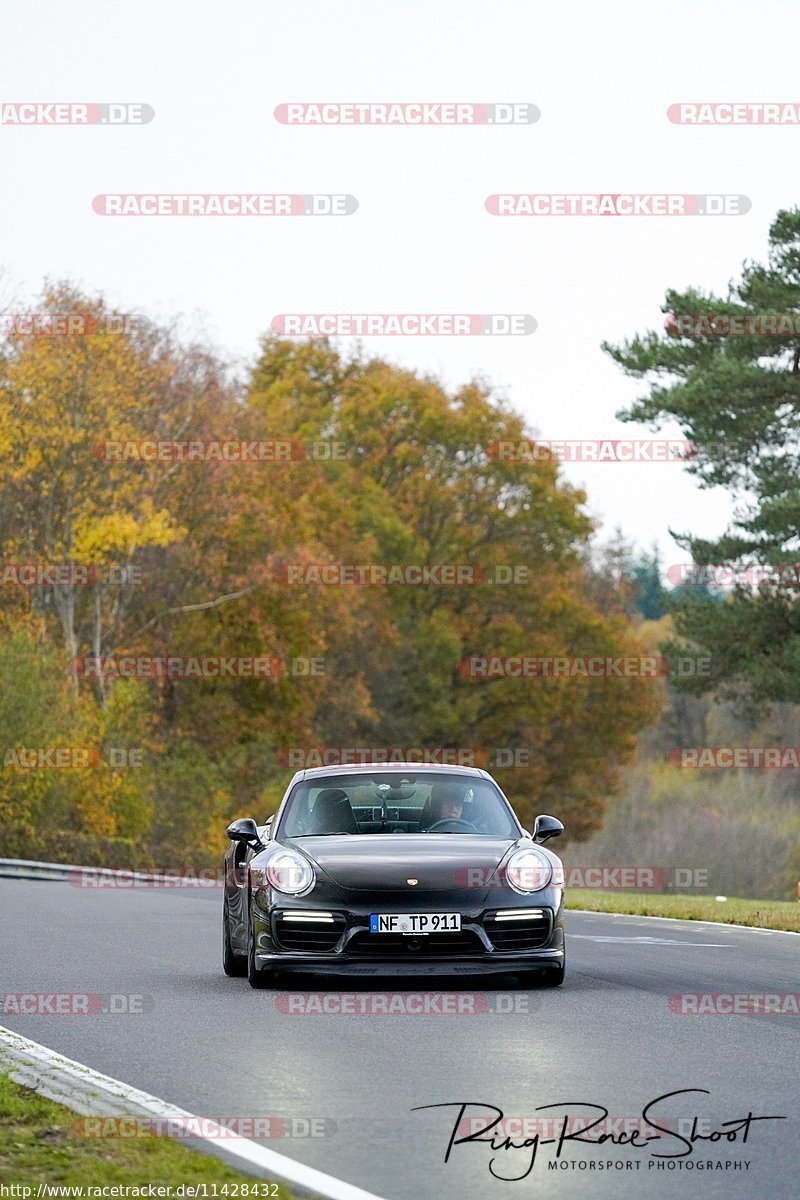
[222,896,246,977]
[541,961,565,987]
[247,904,273,989]
[519,956,565,988]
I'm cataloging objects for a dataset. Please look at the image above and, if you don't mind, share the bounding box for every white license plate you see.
[369,912,461,934]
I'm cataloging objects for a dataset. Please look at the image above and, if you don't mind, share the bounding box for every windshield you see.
[279,771,520,838]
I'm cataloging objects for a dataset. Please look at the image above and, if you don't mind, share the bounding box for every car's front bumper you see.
[251,892,565,976]
[253,947,564,977]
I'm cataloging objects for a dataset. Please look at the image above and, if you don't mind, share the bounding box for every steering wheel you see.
[425,818,479,833]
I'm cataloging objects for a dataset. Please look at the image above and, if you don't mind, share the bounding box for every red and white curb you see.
[0,1024,387,1200]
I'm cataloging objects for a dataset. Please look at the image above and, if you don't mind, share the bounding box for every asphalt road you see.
[1,878,797,1200]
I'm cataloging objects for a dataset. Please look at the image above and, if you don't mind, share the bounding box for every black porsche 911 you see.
[222,763,566,988]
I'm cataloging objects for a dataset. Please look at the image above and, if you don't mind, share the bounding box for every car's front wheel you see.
[520,955,565,988]
[222,895,246,977]
[541,960,565,987]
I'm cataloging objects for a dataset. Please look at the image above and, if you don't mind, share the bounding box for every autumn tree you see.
[0,291,662,859]
[247,338,662,838]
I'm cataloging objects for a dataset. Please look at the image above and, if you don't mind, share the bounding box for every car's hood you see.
[285,834,518,893]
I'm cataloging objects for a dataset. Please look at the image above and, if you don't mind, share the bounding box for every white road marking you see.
[0,1024,387,1200]
[568,908,800,936]
[570,935,730,946]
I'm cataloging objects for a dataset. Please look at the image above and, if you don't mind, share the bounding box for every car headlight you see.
[265,849,315,896]
[505,847,553,893]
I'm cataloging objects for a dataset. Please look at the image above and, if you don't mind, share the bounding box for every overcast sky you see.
[3,0,798,570]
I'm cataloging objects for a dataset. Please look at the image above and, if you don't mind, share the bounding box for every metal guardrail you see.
[0,858,164,883]
[0,858,238,888]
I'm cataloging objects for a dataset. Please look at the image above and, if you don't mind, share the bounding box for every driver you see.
[422,781,467,829]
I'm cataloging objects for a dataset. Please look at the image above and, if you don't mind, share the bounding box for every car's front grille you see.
[272,910,554,956]
[347,930,485,956]
[485,908,552,950]
[274,912,346,953]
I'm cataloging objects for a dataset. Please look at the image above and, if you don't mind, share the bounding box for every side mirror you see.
[533,814,564,844]
[226,817,263,847]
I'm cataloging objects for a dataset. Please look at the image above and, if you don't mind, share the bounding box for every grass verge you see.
[565,890,800,933]
[0,1073,294,1192]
